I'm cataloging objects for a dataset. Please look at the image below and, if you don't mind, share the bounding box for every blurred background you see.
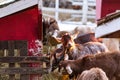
[41,0,96,31]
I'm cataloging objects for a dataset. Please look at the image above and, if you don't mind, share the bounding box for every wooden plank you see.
[8,41,15,80]
[97,11,120,26]
[0,40,48,80]
[0,41,8,79]
[0,67,48,74]
[101,30,120,38]
[95,17,120,38]
[18,41,29,80]
[0,0,38,18]
[0,40,28,49]
[8,41,15,56]
[0,41,8,49]
[15,40,28,49]
[0,56,49,63]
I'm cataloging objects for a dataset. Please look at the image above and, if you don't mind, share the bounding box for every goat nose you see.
[68,44,71,48]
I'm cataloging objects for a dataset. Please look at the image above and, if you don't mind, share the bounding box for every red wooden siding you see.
[96,0,120,19]
[0,5,42,41]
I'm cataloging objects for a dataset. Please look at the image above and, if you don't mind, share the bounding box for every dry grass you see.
[42,10,95,23]
[42,72,69,80]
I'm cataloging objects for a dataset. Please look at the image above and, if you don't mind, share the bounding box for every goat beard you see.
[66,65,73,74]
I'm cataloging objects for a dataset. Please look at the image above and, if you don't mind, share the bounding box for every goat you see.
[50,33,109,72]
[59,51,120,80]
[76,67,109,80]
[61,33,109,60]
[42,17,60,45]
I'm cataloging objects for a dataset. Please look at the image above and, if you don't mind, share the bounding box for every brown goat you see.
[50,33,109,72]
[76,67,109,80]
[62,33,109,60]
[59,51,120,80]
[42,17,59,45]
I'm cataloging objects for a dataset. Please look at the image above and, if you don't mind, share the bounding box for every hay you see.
[42,72,69,80]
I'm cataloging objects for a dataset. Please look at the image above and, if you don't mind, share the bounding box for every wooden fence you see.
[41,0,96,24]
[0,40,49,80]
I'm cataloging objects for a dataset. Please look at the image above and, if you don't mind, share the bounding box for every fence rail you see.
[0,40,49,80]
[0,67,48,75]
[0,56,49,63]
[41,0,96,24]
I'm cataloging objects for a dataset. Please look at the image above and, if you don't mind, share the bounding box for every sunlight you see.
[0,0,15,5]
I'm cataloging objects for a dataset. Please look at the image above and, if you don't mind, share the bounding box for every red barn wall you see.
[0,5,42,41]
[96,0,120,19]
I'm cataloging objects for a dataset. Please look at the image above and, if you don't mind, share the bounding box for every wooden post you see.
[96,0,102,20]
[18,41,30,80]
[55,0,59,21]
[0,40,49,80]
[82,0,88,25]
[8,41,15,80]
